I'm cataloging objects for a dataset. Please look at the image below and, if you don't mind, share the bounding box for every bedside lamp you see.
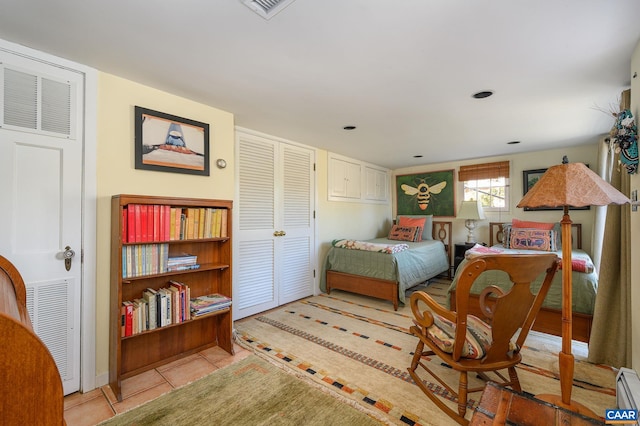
[457,200,485,243]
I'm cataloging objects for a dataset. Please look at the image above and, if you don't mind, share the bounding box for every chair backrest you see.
[452,253,559,363]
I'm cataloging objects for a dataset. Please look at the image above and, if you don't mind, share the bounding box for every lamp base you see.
[535,394,598,419]
[465,219,477,243]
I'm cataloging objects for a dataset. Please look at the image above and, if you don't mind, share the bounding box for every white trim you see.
[0,38,98,393]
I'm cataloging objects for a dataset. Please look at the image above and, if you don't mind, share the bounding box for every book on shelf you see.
[122,204,227,242]
[190,293,232,317]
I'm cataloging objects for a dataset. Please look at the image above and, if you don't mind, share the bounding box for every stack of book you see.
[121,281,191,337]
[190,293,232,317]
[167,253,199,272]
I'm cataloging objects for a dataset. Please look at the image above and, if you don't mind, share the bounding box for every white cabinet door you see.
[329,156,361,199]
[364,166,389,201]
[234,130,315,319]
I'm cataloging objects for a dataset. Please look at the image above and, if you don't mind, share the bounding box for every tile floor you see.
[63,343,251,426]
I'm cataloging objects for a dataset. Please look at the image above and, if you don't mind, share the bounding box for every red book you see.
[133,204,142,243]
[123,301,133,337]
[149,205,156,242]
[140,205,148,242]
[153,205,161,241]
[122,208,128,242]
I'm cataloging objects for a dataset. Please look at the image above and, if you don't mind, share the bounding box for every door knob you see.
[63,246,75,271]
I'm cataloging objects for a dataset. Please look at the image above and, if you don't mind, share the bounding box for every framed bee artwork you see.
[396,169,456,217]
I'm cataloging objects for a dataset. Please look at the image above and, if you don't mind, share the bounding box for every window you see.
[458,161,510,211]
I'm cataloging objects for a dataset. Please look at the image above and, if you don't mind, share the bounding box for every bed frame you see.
[449,222,592,343]
[326,221,452,310]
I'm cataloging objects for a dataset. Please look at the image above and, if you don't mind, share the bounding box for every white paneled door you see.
[0,50,84,395]
[234,129,315,320]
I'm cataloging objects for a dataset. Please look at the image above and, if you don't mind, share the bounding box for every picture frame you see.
[522,168,590,211]
[396,169,456,217]
[135,106,210,176]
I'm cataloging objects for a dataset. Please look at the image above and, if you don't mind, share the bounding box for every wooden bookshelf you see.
[109,194,233,402]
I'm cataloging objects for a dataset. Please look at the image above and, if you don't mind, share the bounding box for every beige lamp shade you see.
[517,161,629,208]
[457,200,486,220]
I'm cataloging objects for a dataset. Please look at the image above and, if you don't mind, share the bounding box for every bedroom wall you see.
[392,144,600,255]
[315,150,393,287]
[95,72,235,382]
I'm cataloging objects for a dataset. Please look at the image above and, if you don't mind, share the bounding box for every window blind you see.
[458,161,510,181]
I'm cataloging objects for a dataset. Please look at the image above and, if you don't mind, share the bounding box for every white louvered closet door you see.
[234,130,315,320]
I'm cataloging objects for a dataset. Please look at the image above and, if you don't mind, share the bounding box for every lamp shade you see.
[457,200,486,220]
[517,161,629,208]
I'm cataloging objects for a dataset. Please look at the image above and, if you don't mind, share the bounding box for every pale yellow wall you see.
[393,144,599,254]
[95,73,235,378]
[316,150,393,282]
[630,40,640,370]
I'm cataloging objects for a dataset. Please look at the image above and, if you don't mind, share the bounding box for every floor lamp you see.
[517,157,630,416]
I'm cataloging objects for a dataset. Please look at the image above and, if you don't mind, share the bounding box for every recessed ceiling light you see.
[507,140,521,145]
[343,125,356,130]
[413,155,423,158]
[472,91,494,99]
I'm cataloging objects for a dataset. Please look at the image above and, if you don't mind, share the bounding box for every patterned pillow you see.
[426,313,515,359]
[509,228,557,251]
[397,215,433,240]
[388,225,420,242]
[397,216,426,242]
[501,223,512,248]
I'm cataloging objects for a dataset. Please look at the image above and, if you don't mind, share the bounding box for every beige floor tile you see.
[111,381,173,415]
[64,390,115,426]
[64,388,104,410]
[159,354,219,388]
[120,368,168,401]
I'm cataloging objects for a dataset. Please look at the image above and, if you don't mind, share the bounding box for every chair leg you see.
[508,367,521,392]
[410,339,425,371]
[458,371,468,418]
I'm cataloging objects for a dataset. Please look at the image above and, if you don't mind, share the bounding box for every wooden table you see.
[470,382,604,425]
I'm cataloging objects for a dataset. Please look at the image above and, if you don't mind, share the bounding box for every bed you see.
[447,221,597,343]
[320,220,451,310]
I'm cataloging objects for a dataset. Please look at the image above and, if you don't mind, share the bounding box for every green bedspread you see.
[446,248,598,315]
[320,238,450,305]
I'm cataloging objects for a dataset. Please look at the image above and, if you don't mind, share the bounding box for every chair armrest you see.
[410,290,456,328]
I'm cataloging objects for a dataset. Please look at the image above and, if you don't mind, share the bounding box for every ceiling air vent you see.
[241,0,297,20]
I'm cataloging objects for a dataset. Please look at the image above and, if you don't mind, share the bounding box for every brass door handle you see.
[63,246,75,271]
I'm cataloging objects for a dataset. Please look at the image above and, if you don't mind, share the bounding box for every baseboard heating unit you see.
[617,367,640,424]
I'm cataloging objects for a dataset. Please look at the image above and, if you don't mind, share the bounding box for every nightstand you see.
[453,242,476,274]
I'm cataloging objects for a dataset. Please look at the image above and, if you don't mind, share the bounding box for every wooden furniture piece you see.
[109,195,233,402]
[470,382,602,425]
[325,220,452,310]
[408,253,560,425]
[0,255,65,425]
[454,242,476,274]
[486,221,593,343]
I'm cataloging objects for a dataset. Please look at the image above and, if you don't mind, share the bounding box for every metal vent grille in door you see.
[25,278,73,380]
[2,65,74,138]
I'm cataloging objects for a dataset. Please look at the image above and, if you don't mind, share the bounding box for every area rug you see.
[235,279,617,426]
[98,354,383,426]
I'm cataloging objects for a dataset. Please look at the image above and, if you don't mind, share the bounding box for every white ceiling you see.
[1,0,639,169]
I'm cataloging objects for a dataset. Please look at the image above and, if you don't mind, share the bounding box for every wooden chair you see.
[407,253,560,425]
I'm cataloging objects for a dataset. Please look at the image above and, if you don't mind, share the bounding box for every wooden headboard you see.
[433,221,453,274]
[489,222,582,249]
